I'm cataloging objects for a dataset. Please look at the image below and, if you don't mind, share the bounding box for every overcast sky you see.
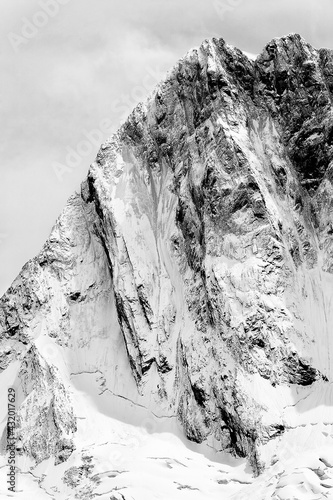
[1,0,332,295]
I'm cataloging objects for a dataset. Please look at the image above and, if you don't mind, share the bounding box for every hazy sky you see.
[1,0,332,295]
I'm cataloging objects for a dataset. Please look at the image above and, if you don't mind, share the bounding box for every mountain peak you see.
[1,34,333,498]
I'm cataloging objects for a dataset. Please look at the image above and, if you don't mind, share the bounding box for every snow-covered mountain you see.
[1,33,333,499]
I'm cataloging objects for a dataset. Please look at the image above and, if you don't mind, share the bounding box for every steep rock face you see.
[1,34,333,481]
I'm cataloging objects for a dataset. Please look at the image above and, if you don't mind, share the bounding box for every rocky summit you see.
[1,33,333,499]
